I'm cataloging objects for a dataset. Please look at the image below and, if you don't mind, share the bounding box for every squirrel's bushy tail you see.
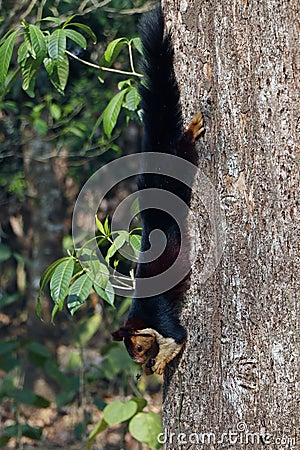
[139,6,183,150]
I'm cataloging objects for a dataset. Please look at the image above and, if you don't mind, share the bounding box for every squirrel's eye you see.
[137,344,143,352]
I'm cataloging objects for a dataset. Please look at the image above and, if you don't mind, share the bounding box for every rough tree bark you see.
[162,1,299,448]
[22,128,68,333]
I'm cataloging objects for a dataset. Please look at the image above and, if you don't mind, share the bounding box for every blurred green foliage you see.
[0,1,162,448]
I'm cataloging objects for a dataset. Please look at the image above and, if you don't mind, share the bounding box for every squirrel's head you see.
[112,326,159,367]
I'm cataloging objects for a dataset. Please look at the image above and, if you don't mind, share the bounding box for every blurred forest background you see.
[0,1,162,448]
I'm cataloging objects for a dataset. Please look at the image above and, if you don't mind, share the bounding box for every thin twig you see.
[65,49,143,77]
[37,0,47,22]
[104,1,157,15]
[80,0,111,15]
[20,0,38,20]
[78,0,91,13]
[128,41,136,74]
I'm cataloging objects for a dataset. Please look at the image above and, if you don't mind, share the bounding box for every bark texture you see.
[22,128,68,329]
[162,1,299,448]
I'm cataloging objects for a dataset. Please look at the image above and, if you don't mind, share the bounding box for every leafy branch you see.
[86,398,162,450]
[37,216,141,322]
[0,14,143,137]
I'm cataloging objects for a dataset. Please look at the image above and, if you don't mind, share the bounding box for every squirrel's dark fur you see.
[112,6,203,375]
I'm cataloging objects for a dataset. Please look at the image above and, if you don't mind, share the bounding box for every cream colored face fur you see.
[128,334,157,364]
[128,328,185,375]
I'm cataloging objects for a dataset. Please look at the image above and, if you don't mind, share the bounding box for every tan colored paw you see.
[188,111,205,141]
[153,358,166,375]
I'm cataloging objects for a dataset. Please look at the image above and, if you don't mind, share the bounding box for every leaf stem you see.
[128,41,135,74]
[65,49,143,77]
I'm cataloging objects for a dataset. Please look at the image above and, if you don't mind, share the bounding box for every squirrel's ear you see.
[111,326,133,341]
[111,329,124,341]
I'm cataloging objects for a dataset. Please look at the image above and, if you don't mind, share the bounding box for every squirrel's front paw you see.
[153,357,167,375]
[188,111,205,141]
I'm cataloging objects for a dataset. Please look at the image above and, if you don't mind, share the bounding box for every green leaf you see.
[50,258,74,305]
[47,54,69,94]
[94,397,106,410]
[56,53,69,91]
[34,394,50,408]
[48,29,66,61]
[14,389,50,408]
[34,118,48,135]
[94,262,110,288]
[43,57,55,76]
[86,419,108,449]
[95,215,106,235]
[26,341,52,359]
[17,41,28,64]
[103,216,110,235]
[102,37,128,66]
[117,78,132,90]
[0,340,21,355]
[21,424,43,440]
[103,400,137,426]
[67,351,82,370]
[62,14,78,28]
[51,304,59,322]
[130,234,141,255]
[49,103,61,120]
[0,293,20,309]
[0,355,19,373]
[132,37,143,54]
[125,87,140,111]
[89,259,110,289]
[36,295,43,320]
[93,280,115,307]
[67,273,93,315]
[89,110,104,140]
[0,243,12,262]
[21,56,40,97]
[55,390,77,408]
[0,30,18,85]
[64,29,87,49]
[66,125,85,137]
[1,424,42,441]
[74,313,101,346]
[0,436,10,447]
[39,17,62,25]
[39,257,71,294]
[105,233,127,263]
[13,252,31,265]
[23,20,35,58]
[131,397,147,412]
[103,88,129,138]
[29,25,47,61]
[0,27,19,47]
[0,376,15,398]
[129,412,162,450]
[44,359,72,388]
[67,23,97,43]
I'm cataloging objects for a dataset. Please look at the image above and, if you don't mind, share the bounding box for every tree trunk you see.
[22,128,68,333]
[162,1,299,448]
